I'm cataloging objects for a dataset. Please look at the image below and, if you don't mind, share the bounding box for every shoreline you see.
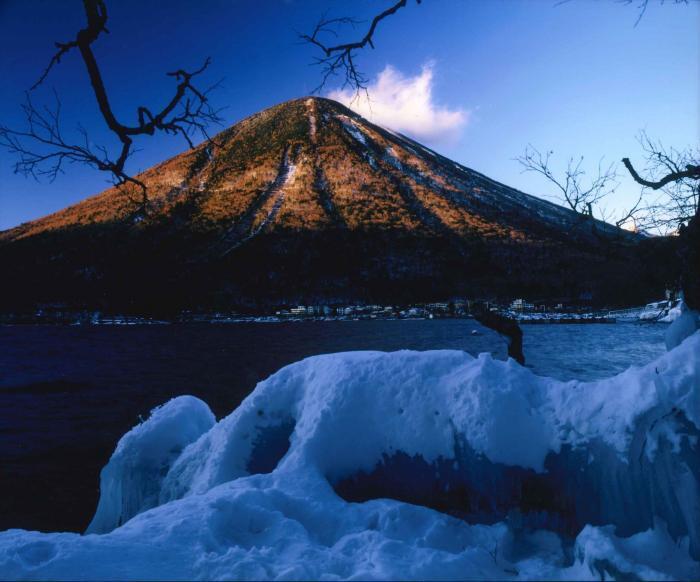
[0,314,649,326]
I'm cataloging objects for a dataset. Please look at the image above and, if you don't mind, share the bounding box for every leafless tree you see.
[622,133,699,233]
[512,135,697,236]
[621,133,700,308]
[0,0,222,211]
[516,146,623,221]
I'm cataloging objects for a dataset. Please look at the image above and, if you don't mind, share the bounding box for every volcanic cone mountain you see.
[0,97,669,313]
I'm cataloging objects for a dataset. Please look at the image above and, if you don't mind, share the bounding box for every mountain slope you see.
[0,97,670,313]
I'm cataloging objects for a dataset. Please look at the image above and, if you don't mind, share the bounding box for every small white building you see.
[510,298,534,312]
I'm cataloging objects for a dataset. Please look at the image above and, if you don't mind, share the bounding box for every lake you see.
[0,320,666,533]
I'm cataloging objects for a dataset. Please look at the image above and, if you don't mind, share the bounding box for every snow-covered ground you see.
[1,324,699,580]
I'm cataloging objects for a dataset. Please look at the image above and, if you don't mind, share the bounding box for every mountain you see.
[0,97,676,313]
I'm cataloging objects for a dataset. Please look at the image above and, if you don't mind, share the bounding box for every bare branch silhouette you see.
[556,0,694,26]
[623,132,699,233]
[516,145,619,219]
[622,135,700,190]
[0,91,149,201]
[302,0,695,95]
[301,0,421,93]
[0,0,223,211]
[618,0,694,26]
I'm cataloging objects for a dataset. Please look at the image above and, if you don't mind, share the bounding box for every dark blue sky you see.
[1,0,697,229]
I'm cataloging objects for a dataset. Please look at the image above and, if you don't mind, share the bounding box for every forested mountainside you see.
[0,97,678,313]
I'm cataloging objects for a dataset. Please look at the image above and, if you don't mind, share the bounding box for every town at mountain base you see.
[0,98,681,314]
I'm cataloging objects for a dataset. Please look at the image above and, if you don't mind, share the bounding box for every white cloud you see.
[327,63,469,145]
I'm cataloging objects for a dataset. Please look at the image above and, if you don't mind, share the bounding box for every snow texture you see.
[665,306,699,350]
[1,333,699,580]
[86,396,215,534]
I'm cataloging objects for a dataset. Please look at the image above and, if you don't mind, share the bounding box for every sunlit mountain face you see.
[0,98,676,313]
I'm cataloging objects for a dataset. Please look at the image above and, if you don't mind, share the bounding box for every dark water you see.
[0,321,666,533]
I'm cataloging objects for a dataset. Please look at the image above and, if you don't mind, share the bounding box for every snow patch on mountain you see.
[305,98,317,144]
[338,115,368,146]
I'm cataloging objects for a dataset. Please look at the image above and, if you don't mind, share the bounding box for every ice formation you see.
[86,395,215,534]
[1,333,699,580]
[665,302,699,350]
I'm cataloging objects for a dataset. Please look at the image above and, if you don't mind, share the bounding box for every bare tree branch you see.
[557,0,695,26]
[1,0,223,211]
[622,132,699,233]
[301,0,421,94]
[302,0,696,96]
[622,157,700,190]
[516,145,619,219]
[0,91,149,201]
[614,191,645,229]
[617,0,694,26]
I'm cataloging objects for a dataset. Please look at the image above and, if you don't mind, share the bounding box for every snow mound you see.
[86,395,215,534]
[1,334,699,580]
[659,300,688,324]
[665,304,699,350]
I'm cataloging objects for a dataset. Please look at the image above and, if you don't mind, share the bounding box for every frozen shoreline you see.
[1,330,698,580]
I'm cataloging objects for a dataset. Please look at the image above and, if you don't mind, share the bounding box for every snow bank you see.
[665,304,700,350]
[86,395,215,534]
[1,334,699,580]
[659,300,687,324]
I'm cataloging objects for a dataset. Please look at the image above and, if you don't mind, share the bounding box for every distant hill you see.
[0,97,678,314]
